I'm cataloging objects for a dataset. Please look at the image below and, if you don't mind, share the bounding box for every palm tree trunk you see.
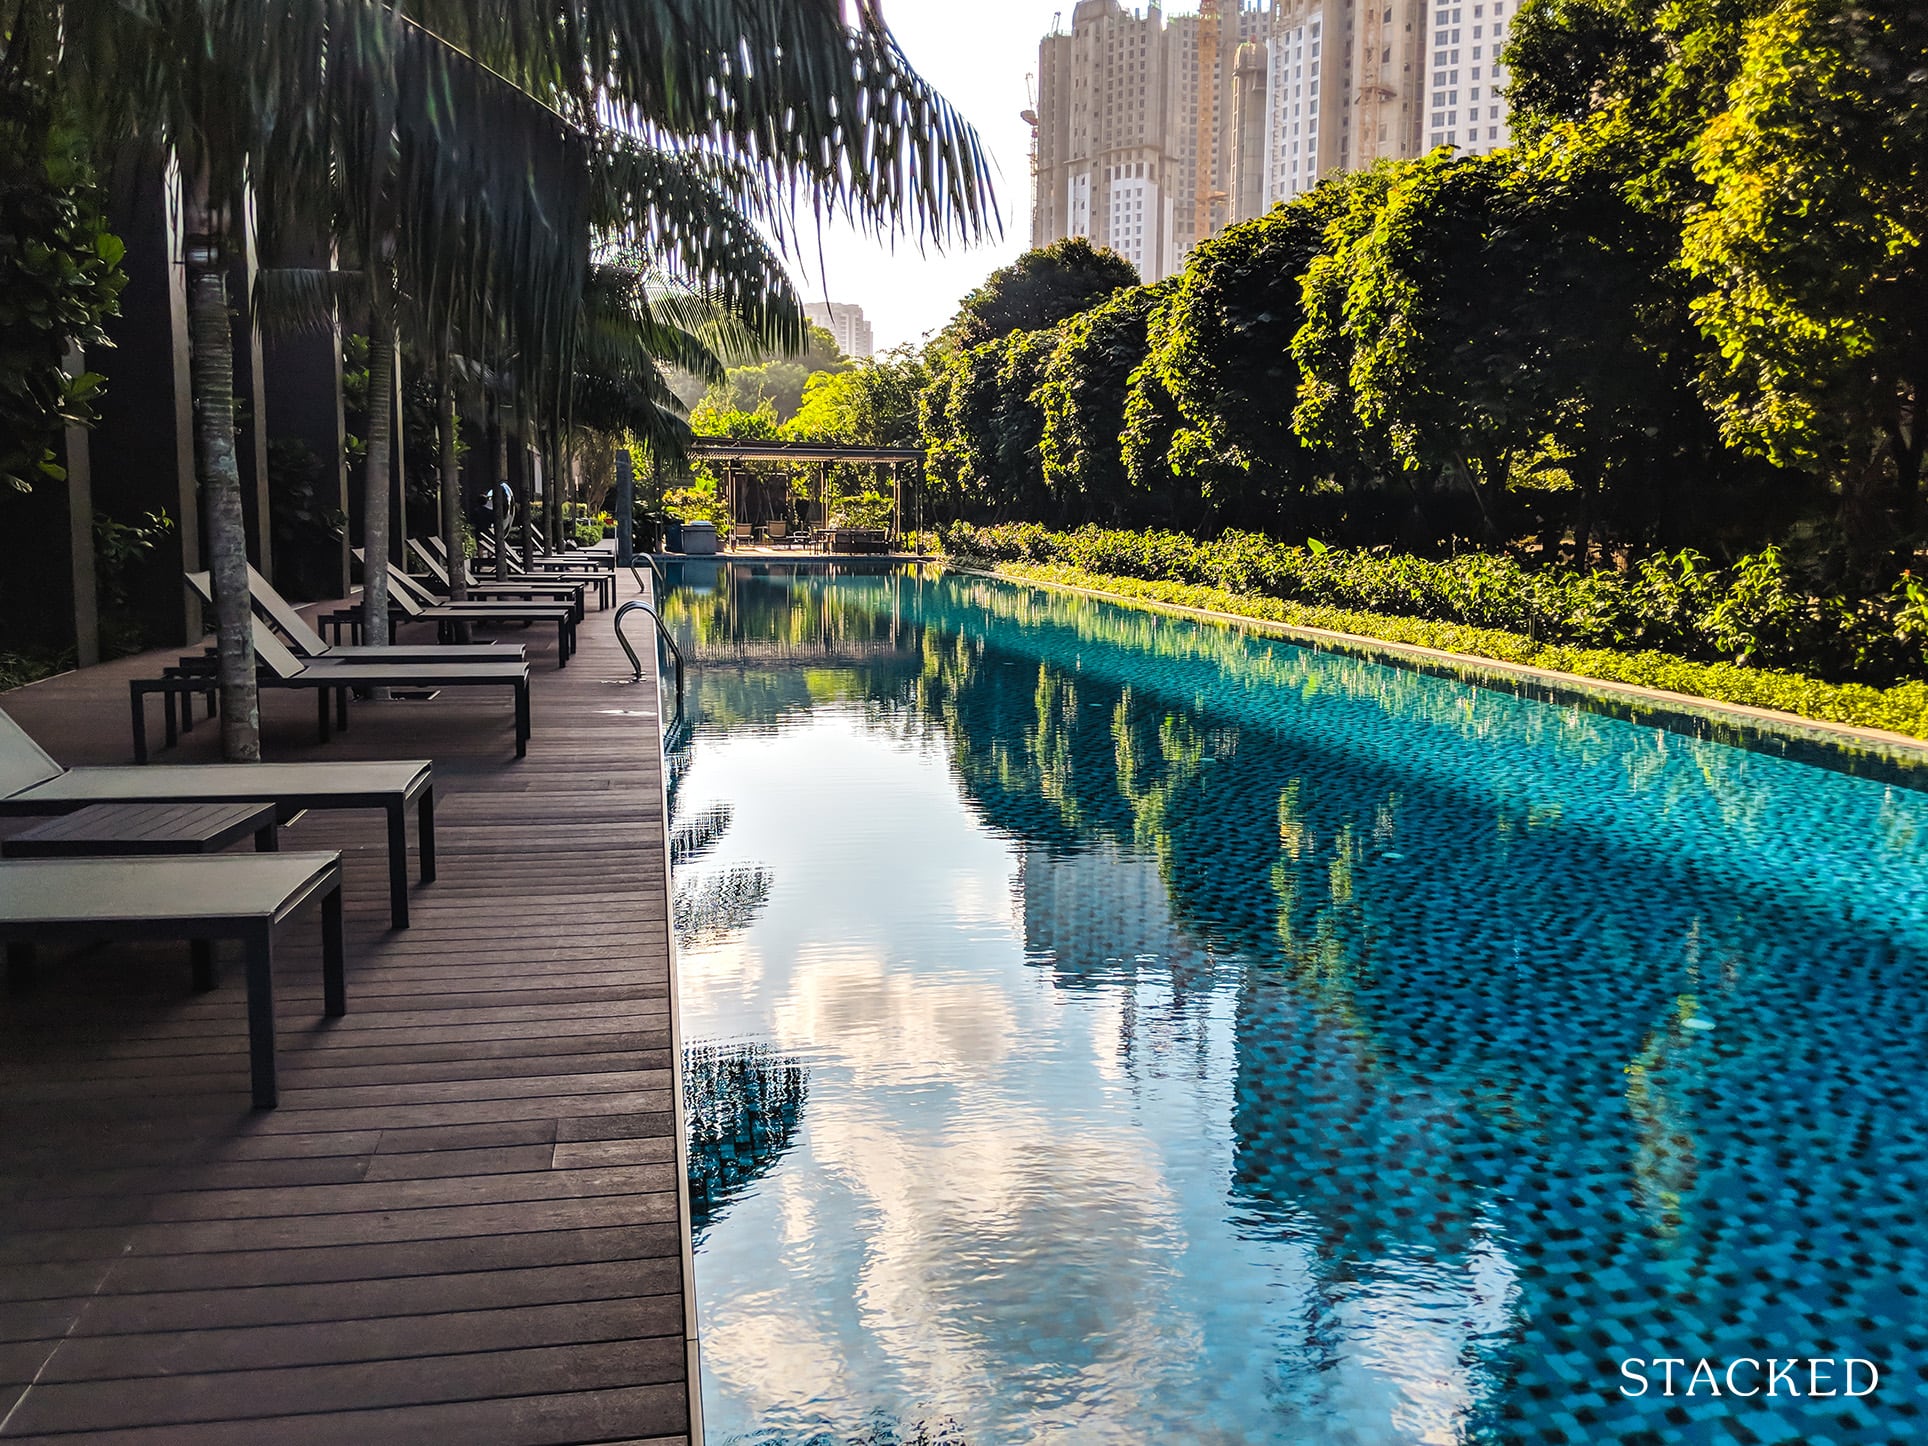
[516,435,535,570]
[186,256,261,762]
[548,439,566,554]
[491,405,509,580]
[360,327,395,650]
[438,367,471,641]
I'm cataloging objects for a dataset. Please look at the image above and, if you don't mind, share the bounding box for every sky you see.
[779,1,1078,353]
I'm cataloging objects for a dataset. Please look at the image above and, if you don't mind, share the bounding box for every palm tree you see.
[13,0,994,761]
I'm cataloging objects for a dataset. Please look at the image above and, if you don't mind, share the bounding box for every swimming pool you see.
[661,560,1928,1445]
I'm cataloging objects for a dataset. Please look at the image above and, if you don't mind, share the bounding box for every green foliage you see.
[1037,284,1166,524]
[971,556,1928,741]
[942,238,1139,350]
[939,523,1928,686]
[0,90,126,494]
[1682,0,1928,557]
[827,490,893,530]
[789,347,929,449]
[92,508,173,658]
[697,323,846,423]
[1142,187,1351,524]
[919,328,1056,521]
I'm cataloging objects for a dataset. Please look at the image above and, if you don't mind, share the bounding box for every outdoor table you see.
[3,802,281,989]
[2,801,280,859]
[0,852,347,1109]
[0,760,434,930]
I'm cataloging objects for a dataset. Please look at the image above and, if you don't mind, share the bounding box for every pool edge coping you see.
[948,561,1928,784]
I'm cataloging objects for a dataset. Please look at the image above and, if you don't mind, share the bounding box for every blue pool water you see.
[661,561,1928,1445]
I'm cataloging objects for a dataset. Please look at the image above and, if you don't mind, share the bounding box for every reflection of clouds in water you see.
[702,1290,854,1420]
[1317,1236,1520,1446]
[736,941,1224,1442]
[773,944,1014,1081]
[723,1101,1209,1446]
[674,863,774,947]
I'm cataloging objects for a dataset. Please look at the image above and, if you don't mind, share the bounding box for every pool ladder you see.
[614,596,686,721]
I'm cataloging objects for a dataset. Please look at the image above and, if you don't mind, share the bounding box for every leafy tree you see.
[1119,351,1186,525]
[1503,0,1667,141]
[1036,284,1165,524]
[1138,188,1361,527]
[1682,0,1928,564]
[918,329,1056,520]
[699,323,846,423]
[942,238,1138,349]
[790,347,930,449]
[0,89,123,496]
[1290,165,1404,493]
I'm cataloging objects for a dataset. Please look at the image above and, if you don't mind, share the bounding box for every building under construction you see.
[1029,0,1267,282]
[1029,0,1511,275]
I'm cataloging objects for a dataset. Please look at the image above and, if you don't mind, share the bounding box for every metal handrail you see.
[614,599,686,718]
[627,553,667,599]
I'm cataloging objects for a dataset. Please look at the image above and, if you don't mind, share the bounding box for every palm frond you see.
[591,137,805,354]
[252,265,361,337]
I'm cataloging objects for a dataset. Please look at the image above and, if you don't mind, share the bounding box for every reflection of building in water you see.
[684,1042,808,1238]
[1018,840,1210,990]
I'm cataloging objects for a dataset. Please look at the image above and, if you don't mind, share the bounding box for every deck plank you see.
[0,566,697,1440]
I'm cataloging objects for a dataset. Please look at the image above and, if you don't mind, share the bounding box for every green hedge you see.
[940,523,1928,688]
[937,552,1928,742]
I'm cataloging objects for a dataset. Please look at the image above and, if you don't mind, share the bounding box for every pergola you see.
[687,438,923,543]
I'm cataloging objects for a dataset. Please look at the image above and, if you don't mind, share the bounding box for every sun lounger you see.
[476,534,614,575]
[0,705,432,928]
[0,853,346,1108]
[399,542,589,619]
[420,536,613,607]
[130,619,533,762]
[187,569,523,666]
[332,555,577,663]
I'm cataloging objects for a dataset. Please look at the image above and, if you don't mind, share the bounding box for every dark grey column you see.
[259,240,349,601]
[91,153,200,647]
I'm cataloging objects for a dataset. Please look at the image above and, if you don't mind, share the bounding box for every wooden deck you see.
[0,569,698,1444]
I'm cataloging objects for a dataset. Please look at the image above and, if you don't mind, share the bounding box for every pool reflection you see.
[667,562,1928,1446]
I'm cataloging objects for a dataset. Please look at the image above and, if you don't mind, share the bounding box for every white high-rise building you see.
[803,301,874,359]
[1030,1,1270,281]
[1423,0,1516,155]
[1030,0,1509,273]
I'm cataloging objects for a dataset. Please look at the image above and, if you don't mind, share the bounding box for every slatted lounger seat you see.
[189,567,525,666]
[0,853,347,1108]
[130,620,533,762]
[0,705,433,928]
